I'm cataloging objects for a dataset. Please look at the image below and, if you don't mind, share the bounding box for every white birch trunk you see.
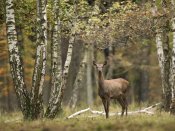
[170,0,175,114]
[50,0,76,115]
[31,0,47,119]
[45,0,75,118]
[161,0,171,111]
[45,0,62,118]
[152,0,171,111]
[156,32,165,91]
[46,43,73,118]
[5,0,30,119]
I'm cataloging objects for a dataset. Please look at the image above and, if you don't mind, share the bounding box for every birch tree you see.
[6,0,48,119]
[170,0,175,114]
[45,39,73,118]
[30,0,48,119]
[45,0,74,118]
[152,0,171,111]
[45,0,62,118]
[5,0,30,119]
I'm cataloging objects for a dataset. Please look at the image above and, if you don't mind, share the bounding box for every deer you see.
[93,60,130,118]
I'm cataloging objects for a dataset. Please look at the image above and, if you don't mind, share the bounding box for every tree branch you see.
[67,103,161,119]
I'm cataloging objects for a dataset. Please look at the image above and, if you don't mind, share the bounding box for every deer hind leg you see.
[122,96,128,116]
[117,97,125,116]
[102,98,108,118]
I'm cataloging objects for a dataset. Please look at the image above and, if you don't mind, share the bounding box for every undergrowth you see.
[0,104,175,131]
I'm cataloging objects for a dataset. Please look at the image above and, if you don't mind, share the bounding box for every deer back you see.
[103,78,129,98]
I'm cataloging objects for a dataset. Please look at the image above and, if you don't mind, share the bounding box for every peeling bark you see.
[5,0,30,119]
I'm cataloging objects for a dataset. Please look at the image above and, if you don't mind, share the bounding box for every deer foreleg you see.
[106,98,110,118]
[102,98,108,118]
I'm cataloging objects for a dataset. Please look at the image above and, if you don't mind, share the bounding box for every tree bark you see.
[162,20,171,111]
[46,43,73,119]
[5,0,30,119]
[45,0,75,118]
[140,44,150,102]
[45,0,62,118]
[68,45,87,109]
[86,45,93,106]
[152,0,171,111]
[30,0,47,119]
[161,0,171,111]
[170,0,175,114]
[105,46,114,79]
[156,29,171,111]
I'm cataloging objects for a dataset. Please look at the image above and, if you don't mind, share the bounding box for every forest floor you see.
[1,106,175,131]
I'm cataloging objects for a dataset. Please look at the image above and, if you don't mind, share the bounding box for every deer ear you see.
[103,60,107,66]
[93,60,97,66]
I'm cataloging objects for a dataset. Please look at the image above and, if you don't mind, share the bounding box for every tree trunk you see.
[46,43,73,119]
[86,45,93,106]
[155,30,171,111]
[170,0,175,114]
[161,20,171,111]
[152,0,171,111]
[161,0,171,111]
[30,0,47,119]
[45,0,75,118]
[68,45,87,109]
[105,46,114,79]
[5,0,30,119]
[45,0,62,118]
[140,44,150,102]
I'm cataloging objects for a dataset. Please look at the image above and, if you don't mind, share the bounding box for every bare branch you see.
[67,103,161,119]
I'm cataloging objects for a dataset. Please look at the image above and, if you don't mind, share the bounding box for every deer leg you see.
[102,98,108,118]
[123,96,128,116]
[106,98,110,118]
[120,96,128,116]
[117,97,125,116]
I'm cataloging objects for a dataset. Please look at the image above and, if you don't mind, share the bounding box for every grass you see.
[1,110,175,131]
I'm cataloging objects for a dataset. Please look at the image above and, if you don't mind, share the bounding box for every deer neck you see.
[98,71,105,88]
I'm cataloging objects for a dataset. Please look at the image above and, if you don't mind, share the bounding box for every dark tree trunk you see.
[68,44,87,109]
[140,44,150,102]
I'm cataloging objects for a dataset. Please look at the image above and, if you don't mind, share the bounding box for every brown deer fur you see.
[93,61,129,118]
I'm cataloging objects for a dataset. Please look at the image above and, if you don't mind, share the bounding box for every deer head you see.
[93,61,107,72]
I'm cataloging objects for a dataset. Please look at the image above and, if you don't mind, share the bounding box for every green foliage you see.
[14,0,37,37]
[0,0,5,25]
[79,1,156,49]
